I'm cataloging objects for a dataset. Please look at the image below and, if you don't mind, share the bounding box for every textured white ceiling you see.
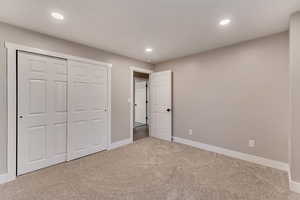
[0,0,299,63]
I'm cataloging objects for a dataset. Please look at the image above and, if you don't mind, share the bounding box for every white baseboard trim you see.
[108,138,132,150]
[0,173,8,184]
[290,180,300,194]
[288,168,300,194]
[0,173,15,184]
[173,137,289,172]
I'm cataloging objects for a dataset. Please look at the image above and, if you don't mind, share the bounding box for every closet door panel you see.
[68,60,108,161]
[17,52,67,175]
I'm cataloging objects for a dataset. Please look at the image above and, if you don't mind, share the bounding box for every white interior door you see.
[135,81,147,124]
[68,60,108,161]
[18,52,67,175]
[149,71,172,141]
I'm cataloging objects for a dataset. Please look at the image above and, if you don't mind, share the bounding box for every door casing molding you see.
[3,42,112,184]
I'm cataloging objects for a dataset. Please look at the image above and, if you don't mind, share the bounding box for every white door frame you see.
[4,42,112,183]
[129,66,153,143]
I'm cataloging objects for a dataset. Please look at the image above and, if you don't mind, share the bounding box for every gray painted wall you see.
[290,12,300,182]
[155,32,289,163]
[0,22,153,174]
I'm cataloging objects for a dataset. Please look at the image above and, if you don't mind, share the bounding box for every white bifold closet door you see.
[18,52,68,175]
[68,60,108,161]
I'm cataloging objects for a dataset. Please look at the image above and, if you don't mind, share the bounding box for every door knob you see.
[19,115,23,119]
[166,108,171,112]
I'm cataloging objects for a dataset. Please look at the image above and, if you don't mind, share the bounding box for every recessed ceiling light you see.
[219,19,231,26]
[145,48,153,53]
[51,12,64,20]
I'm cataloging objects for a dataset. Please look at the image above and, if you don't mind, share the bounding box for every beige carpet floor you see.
[1,137,300,200]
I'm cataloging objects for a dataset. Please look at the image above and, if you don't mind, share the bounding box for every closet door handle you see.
[166,108,171,112]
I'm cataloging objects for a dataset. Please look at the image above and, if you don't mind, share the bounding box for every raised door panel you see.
[53,123,67,155]
[90,113,107,148]
[29,80,47,114]
[27,126,46,162]
[55,82,67,112]
[90,65,107,111]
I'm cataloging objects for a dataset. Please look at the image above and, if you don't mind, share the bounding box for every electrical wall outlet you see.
[188,129,193,135]
[248,139,256,147]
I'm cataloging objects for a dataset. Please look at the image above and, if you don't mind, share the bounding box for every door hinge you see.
[146,100,148,103]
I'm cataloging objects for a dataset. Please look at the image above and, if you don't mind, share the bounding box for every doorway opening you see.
[129,66,172,143]
[133,72,149,141]
[129,67,153,143]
